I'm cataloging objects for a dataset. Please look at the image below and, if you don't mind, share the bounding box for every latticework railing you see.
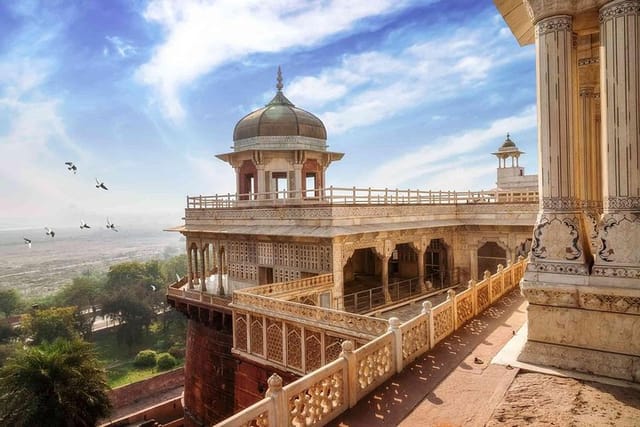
[215,257,527,427]
[187,187,538,209]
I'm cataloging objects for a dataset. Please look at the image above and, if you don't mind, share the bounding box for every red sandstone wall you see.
[234,359,299,412]
[109,368,184,409]
[183,318,235,427]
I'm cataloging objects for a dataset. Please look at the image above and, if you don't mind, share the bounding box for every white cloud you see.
[105,36,137,58]
[185,154,236,195]
[365,105,537,188]
[285,27,524,134]
[136,0,419,120]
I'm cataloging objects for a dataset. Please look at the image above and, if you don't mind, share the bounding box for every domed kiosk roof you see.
[233,68,327,142]
[493,133,523,156]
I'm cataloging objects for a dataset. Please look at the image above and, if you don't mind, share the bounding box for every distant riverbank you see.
[0,227,184,297]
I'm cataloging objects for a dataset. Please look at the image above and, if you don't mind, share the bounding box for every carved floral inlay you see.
[531,216,583,261]
[597,214,640,264]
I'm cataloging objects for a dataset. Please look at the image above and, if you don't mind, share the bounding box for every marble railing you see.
[241,274,334,297]
[215,257,527,427]
[187,187,538,209]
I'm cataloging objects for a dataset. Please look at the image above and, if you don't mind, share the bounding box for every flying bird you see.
[150,284,158,292]
[64,162,77,174]
[80,220,90,229]
[45,227,55,238]
[95,178,108,190]
[23,237,32,248]
[106,218,118,232]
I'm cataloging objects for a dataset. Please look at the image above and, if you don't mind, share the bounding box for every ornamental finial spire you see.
[276,66,283,91]
[506,132,510,139]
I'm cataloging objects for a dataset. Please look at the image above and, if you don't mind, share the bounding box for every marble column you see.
[293,163,303,200]
[593,0,640,281]
[524,14,590,282]
[217,247,225,296]
[199,247,207,292]
[381,254,391,303]
[187,244,194,289]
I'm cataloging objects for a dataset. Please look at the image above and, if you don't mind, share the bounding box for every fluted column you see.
[526,15,590,280]
[593,0,640,280]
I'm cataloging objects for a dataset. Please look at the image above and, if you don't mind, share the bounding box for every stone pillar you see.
[578,86,602,255]
[187,244,194,289]
[293,163,303,199]
[199,247,207,292]
[417,246,426,292]
[524,15,590,282]
[593,0,640,281]
[256,165,266,199]
[381,254,391,303]
[217,247,225,296]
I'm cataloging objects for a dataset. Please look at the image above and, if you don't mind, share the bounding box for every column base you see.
[519,281,640,383]
[518,340,640,383]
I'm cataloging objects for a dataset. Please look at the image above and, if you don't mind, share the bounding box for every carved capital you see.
[535,15,572,37]
[605,196,640,210]
[600,0,640,23]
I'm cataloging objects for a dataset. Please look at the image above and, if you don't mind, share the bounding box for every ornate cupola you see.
[216,67,343,200]
[492,133,537,191]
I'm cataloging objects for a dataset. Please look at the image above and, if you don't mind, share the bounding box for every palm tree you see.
[0,338,111,426]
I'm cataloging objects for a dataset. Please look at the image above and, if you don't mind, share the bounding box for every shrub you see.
[156,352,176,370]
[133,349,157,368]
[168,345,185,359]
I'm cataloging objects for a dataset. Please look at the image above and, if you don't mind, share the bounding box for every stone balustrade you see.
[214,257,527,427]
[187,187,538,209]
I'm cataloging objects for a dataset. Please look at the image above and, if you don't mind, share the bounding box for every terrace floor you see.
[329,289,640,427]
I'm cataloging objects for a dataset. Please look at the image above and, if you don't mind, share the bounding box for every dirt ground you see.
[487,372,640,427]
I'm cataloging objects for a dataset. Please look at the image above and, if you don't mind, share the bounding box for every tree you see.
[54,274,105,337]
[0,338,111,426]
[21,306,82,345]
[101,293,153,352]
[0,289,21,319]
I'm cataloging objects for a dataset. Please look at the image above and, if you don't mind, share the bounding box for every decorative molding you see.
[600,0,640,23]
[541,197,583,210]
[578,57,599,67]
[606,196,640,210]
[535,16,572,37]
[592,266,640,278]
[526,260,589,275]
[580,293,640,314]
[521,287,578,307]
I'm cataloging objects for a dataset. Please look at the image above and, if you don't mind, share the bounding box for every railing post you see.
[384,188,388,204]
[352,186,356,203]
[469,279,477,315]
[265,373,287,427]
[329,185,334,203]
[448,289,457,329]
[388,317,403,374]
[422,301,434,349]
[341,341,358,408]
[368,187,371,204]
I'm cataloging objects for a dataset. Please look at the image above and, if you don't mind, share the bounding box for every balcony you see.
[179,187,539,236]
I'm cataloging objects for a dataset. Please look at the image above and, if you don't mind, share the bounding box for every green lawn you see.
[90,321,185,388]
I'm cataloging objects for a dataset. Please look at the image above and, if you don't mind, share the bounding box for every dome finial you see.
[506,132,510,139]
[276,66,283,92]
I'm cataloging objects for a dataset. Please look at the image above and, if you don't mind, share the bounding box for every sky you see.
[0,0,537,230]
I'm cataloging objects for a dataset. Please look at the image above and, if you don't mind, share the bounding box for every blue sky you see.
[0,0,537,230]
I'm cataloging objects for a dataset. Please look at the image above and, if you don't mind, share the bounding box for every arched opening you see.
[342,248,384,313]
[424,238,449,289]
[388,243,421,301]
[477,241,507,279]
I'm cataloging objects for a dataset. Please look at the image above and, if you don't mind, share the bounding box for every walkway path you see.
[329,289,527,427]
